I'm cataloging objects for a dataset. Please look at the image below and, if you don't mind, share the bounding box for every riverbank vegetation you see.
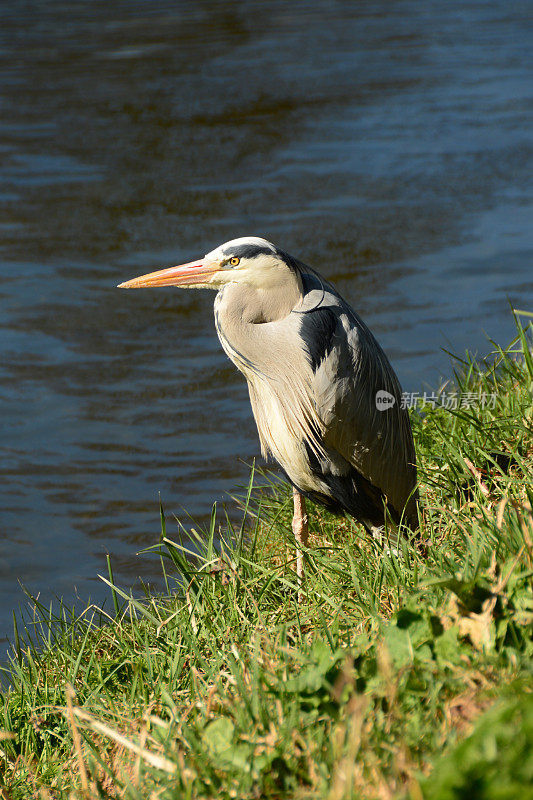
[1,316,533,798]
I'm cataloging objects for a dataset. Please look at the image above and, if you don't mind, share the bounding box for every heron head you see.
[117,236,295,291]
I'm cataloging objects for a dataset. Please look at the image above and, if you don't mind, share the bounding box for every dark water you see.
[1,1,532,645]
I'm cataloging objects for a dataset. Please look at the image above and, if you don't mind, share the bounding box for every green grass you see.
[1,315,532,799]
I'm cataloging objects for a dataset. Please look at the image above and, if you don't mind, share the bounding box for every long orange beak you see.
[117,259,218,289]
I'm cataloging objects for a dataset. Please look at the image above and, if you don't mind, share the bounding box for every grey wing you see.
[297,288,418,523]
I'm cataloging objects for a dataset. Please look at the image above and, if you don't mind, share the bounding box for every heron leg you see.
[292,488,309,592]
[370,523,400,556]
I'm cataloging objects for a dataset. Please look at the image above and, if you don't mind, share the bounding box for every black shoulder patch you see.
[224,243,274,260]
[298,307,338,371]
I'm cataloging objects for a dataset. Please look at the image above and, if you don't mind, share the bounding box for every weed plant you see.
[1,316,532,798]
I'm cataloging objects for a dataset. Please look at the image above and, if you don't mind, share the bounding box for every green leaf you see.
[422,693,533,799]
[384,607,435,667]
[203,717,235,757]
[434,626,462,663]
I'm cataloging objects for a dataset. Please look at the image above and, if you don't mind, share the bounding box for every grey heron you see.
[118,237,418,582]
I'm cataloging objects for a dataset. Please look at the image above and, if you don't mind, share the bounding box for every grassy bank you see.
[1,317,533,799]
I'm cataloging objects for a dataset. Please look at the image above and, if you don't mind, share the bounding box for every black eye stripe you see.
[222,244,275,260]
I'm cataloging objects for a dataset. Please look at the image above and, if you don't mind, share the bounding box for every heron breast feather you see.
[247,375,329,495]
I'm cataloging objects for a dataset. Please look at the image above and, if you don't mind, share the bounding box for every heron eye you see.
[229,256,240,266]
